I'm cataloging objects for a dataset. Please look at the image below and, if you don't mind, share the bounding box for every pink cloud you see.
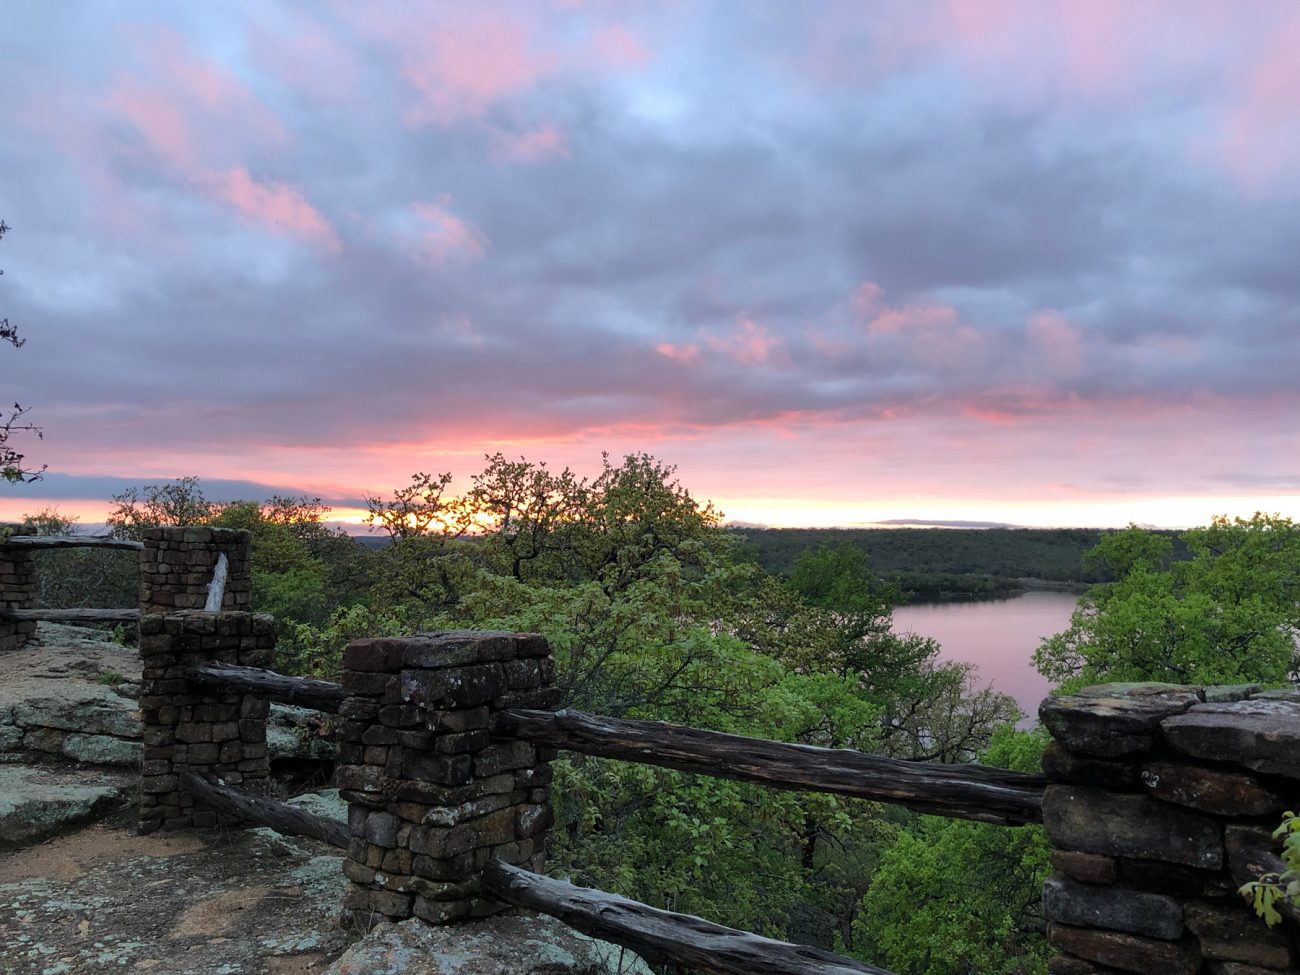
[341,6,650,132]
[1217,12,1300,190]
[107,26,285,170]
[206,167,341,252]
[108,80,197,169]
[851,283,986,373]
[655,342,700,365]
[850,280,884,317]
[866,300,961,336]
[592,24,651,67]
[249,19,361,103]
[708,317,782,364]
[411,196,489,264]
[395,14,556,124]
[1026,309,1084,375]
[490,123,570,163]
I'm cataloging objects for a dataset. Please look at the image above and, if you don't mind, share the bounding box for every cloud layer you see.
[1,1,1297,525]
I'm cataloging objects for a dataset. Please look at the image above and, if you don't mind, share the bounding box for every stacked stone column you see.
[0,523,37,652]
[140,527,251,614]
[336,630,559,928]
[1040,683,1300,974]
[138,610,275,833]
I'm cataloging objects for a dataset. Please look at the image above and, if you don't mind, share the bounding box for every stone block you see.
[473,741,535,777]
[1042,684,1202,758]
[1043,741,1142,788]
[401,663,504,709]
[1162,700,1300,779]
[1050,851,1119,885]
[1184,902,1291,968]
[1043,873,1184,940]
[413,896,471,924]
[1049,924,1201,975]
[401,750,473,786]
[1042,786,1222,870]
[429,706,490,733]
[1139,762,1285,817]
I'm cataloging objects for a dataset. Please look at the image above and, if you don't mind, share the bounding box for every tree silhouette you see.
[1,220,43,482]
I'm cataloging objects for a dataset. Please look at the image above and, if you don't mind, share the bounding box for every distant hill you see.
[728,526,1187,602]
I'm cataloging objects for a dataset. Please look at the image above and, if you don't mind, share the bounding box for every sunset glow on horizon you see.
[2,2,1298,531]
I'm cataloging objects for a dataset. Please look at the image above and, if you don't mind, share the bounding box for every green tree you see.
[107,476,216,539]
[1034,514,1300,689]
[852,726,1052,975]
[20,508,137,609]
[211,495,367,628]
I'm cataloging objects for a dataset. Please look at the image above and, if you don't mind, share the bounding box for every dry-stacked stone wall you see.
[336,630,559,928]
[140,527,251,614]
[0,523,37,652]
[1040,682,1300,974]
[138,610,274,833]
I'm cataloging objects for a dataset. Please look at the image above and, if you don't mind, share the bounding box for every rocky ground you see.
[0,625,650,975]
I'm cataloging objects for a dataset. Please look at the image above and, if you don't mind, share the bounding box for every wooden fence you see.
[0,533,144,626]
[159,628,1049,975]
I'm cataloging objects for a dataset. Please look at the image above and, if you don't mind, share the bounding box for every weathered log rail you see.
[182,773,349,849]
[0,534,144,551]
[185,661,346,714]
[483,860,892,975]
[0,607,140,623]
[1,533,143,628]
[493,707,1045,826]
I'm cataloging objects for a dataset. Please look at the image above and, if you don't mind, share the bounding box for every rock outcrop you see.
[323,914,654,975]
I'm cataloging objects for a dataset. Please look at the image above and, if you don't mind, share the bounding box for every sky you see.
[2,0,1298,531]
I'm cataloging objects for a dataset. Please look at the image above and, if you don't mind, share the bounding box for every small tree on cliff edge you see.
[1,219,43,482]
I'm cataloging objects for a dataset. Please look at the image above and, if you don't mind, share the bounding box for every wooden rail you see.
[0,607,140,623]
[184,662,346,714]
[1,534,144,551]
[483,860,891,975]
[494,708,1045,826]
[182,773,349,849]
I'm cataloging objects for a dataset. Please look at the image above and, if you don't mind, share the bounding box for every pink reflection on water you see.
[891,590,1079,723]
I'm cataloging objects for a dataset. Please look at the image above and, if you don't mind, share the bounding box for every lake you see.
[891,590,1080,721]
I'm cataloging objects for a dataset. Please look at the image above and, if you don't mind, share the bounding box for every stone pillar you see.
[337,630,559,928]
[140,527,252,615]
[0,523,37,652]
[138,611,274,833]
[1040,683,1300,974]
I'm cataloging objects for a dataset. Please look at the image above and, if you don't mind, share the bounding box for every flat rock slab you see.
[323,914,654,975]
[1041,684,1202,758]
[0,632,142,765]
[0,806,352,974]
[0,763,131,849]
[1161,699,1300,779]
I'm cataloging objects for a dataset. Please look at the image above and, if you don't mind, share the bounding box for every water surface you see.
[891,590,1080,721]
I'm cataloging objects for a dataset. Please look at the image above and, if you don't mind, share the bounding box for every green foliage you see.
[212,496,366,627]
[1240,812,1300,927]
[107,476,216,538]
[364,471,474,540]
[1034,514,1300,689]
[277,604,416,679]
[21,508,137,610]
[741,526,1143,593]
[851,727,1052,975]
[102,454,1030,959]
